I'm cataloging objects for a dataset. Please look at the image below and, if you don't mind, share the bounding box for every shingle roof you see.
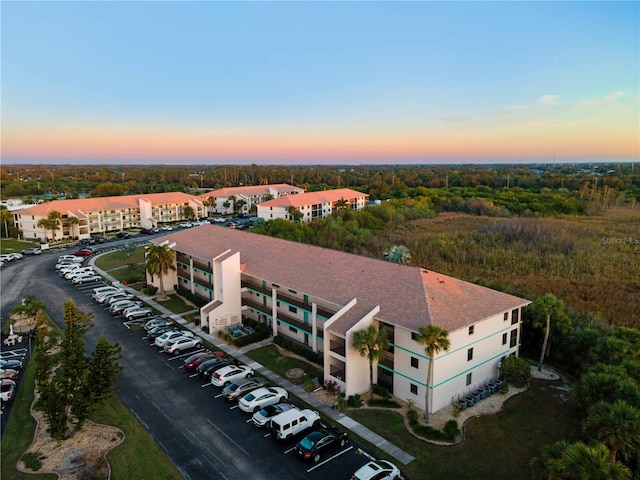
[259,188,368,208]
[17,192,202,217]
[157,226,528,335]
[200,184,303,200]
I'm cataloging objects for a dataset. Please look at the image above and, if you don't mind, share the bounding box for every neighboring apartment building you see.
[257,188,369,223]
[149,226,529,415]
[199,184,304,216]
[14,192,204,242]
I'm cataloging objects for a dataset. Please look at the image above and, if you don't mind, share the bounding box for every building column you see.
[271,288,278,337]
[311,303,318,353]
[189,258,195,294]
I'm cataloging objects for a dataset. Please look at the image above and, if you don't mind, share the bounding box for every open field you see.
[395,208,640,327]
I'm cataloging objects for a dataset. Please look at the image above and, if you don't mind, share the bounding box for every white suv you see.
[164,335,203,355]
[155,330,194,348]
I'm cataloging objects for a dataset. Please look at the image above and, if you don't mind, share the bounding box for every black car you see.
[79,237,97,245]
[115,232,131,239]
[294,426,348,463]
[197,357,236,379]
[147,325,179,340]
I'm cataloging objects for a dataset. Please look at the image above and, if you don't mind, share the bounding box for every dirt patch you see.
[18,402,124,480]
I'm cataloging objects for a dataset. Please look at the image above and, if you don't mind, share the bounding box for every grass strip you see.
[245,345,322,385]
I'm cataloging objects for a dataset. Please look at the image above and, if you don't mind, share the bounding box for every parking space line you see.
[229,405,239,410]
[201,383,213,388]
[246,419,253,423]
[206,419,250,456]
[284,446,296,454]
[168,349,203,360]
[214,393,223,398]
[189,373,199,378]
[263,432,271,438]
[306,446,354,473]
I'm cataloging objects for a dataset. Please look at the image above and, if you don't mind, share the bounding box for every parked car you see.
[147,325,178,340]
[239,386,289,413]
[144,318,173,331]
[0,254,16,263]
[0,359,23,371]
[183,351,222,371]
[211,364,253,387]
[95,291,128,303]
[72,274,101,284]
[164,334,203,355]
[222,377,267,402]
[252,402,297,428]
[0,379,16,403]
[123,306,154,320]
[79,237,97,245]
[295,426,348,463]
[110,300,142,315]
[93,285,123,297]
[92,236,107,243]
[155,330,194,348]
[105,293,134,305]
[350,460,401,480]
[179,222,193,228]
[58,254,83,263]
[115,232,131,239]
[0,368,18,380]
[8,253,23,261]
[64,268,95,279]
[197,357,237,380]
[270,408,321,441]
[160,225,174,231]
[73,250,93,257]
[21,248,42,255]
[140,228,154,235]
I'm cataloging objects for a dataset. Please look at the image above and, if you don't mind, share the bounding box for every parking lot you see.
[1,250,407,480]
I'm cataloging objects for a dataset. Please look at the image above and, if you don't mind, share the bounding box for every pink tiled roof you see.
[16,192,202,217]
[259,188,368,208]
[200,184,303,200]
[156,226,528,335]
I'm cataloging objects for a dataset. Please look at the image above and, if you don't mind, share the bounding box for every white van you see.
[270,408,320,441]
[92,286,122,297]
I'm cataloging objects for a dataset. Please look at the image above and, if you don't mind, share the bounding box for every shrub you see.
[304,380,317,393]
[500,356,531,388]
[22,452,42,471]
[177,287,209,307]
[373,384,391,398]
[407,408,420,427]
[443,420,461,441]
[451,402,462,417]
[347,394,363,408]
[368,398,401,408]
[274,335,323,365]
[231,328,270,348]
[201,325,210,334]
[141,285,158,295]
[498,383,509,395]
[324,379,341,395]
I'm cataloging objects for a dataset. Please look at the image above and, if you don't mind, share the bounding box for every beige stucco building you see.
[257,188,369,223]
[13,192,204,242]
[199,184,304,216]
[148,226,529,415]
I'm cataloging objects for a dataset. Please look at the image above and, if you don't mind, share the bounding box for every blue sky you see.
[2,1,638,164]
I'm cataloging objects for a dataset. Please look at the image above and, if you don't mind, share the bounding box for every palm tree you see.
[583,400,640,463]
[530,293,570,371]
[416,324,451,423]
[183,205,195,221]
[352,324,390,401]
[37,211,62,242]
[334,198,348,211]
[383,245,412,265]
[287,206,303,223]
[10,294,47,327]
[532,441,631,480]
[145,243,176,301]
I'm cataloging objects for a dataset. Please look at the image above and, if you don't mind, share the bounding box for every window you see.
[466,373,472,386]
[511,309,519,325]
[411,332,418,341]
[289,326,297,333]
[288,305,298,314]
[467,348,473,361]
[468,325,474,335]
[502,333,507,345]
[410,383,418,395]
[510,329,518,348]
[410,357,419,369]
[504,312,509,321]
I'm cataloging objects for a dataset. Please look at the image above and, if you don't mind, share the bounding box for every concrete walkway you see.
[89,257,415,465]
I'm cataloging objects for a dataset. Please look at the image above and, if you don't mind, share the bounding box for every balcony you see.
[329,338,346,357]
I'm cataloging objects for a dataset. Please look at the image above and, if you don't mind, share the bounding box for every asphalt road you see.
[1,241,380,480]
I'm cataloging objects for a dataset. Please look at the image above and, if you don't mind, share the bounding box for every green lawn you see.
[0,238,39,254]
[245,345,322,385]
[94,246,146,270]
[156,294,195,314]
[349,379,582,480]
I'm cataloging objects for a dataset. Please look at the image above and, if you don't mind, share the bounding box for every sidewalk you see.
[90,258,415,465]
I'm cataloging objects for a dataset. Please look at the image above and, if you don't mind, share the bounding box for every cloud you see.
[576,91,627,108]
[441,114,474,124]
[538,94,560,105]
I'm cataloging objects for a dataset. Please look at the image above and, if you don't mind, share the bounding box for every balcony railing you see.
[329,339,346,357]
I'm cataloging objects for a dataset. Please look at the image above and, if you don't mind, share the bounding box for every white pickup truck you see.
[164,334,203,355]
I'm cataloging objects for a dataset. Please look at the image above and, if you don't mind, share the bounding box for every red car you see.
[73,250,92,257]
[184,351,225,372]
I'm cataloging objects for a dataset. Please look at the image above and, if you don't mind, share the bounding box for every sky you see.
[1,1,638,165]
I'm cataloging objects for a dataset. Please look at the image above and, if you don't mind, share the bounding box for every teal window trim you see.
[176,275,213,293]
[378,364,426,387]
[276,317,323,341]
